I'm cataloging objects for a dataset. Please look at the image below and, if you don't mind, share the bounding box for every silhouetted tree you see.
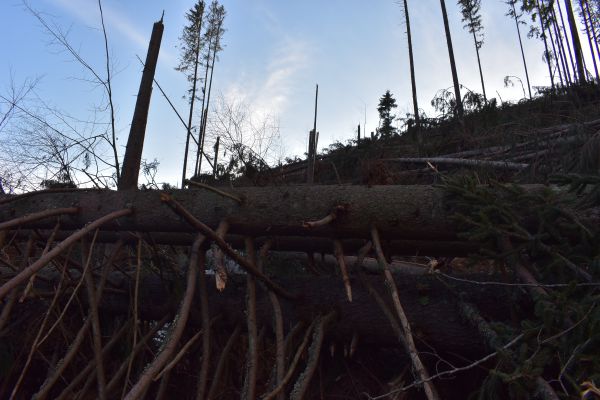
[177,0,207,187]
[524,0,556,89]
[377,90,398,138]
[506,0,533,98]
[577,0,599,80]
[399,0,420,129]
[440,0,464,117]
[195,1,226,176]
[458,0,488,102]
[564,0,587,82]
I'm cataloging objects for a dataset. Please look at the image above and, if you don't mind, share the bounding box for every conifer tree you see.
[458,0,487,102]
[177,0,206,187]
[377,90,398,138]
[505,0,533,98]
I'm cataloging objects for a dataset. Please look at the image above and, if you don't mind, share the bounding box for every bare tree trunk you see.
[580,0,600,79]
[472,30,488,101]
[181,15,204,188]
[403,0,420,128]
[439,0,464,117]
[558,0,579,80]
[583,0,600,68]
[119,18,164,190]
[512,2,533,98]
[564,0,587,82]
[552,6,573,85]
[547,12,566,87]
[196,19,222,176]
[537,0,556,89]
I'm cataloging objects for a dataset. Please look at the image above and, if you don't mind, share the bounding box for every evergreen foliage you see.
[442,174,600,399]
[377,90,398,138]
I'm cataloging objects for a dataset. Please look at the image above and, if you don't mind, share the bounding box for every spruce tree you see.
[458,0,488,102]
[377,90,398,138]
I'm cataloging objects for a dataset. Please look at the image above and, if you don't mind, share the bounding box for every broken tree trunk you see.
[118,17,164,191]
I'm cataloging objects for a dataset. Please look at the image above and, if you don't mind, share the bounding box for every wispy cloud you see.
[46,0,175,64]
[223,36,310,119]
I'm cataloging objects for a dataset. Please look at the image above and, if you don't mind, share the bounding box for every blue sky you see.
[0,0,592,187]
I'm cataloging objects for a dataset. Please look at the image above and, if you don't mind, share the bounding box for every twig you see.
[161,194,296,300]
[19,220,61,302]
[104,315,170,396]
[124,234,205,400]
[9,242,66,399]
[185,179,243,204]
[196,249,211,400]
[289,311,336,400]
[0,207,78,231]
[242,237,259,400]
[154,329,204,381]
[302,205,347,229]
[0,208,132,300]
[32,318,93,400]
[54,320,130,400]
[258,241,285,400]
[207,325,242,400]
[97,0,120,181]
[81,231,107,400]
[333,240,352,302]
[371,227,440,400]
[0,235,34,333]
[261,321,317,400]
[121,238,142,399]
[366,334,524,399]
[433,271,600,288]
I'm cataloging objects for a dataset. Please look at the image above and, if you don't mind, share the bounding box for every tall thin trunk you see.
[580,0,599,79]
[181,11,205,187]
[197,19,222,176]
[547,16,566,86]
[558,0,579,78]
[552,6,573,85]
[537,0,556,89]
[193,37,213,176]
[439,0,463,117]
[584,0,600,67]
[565,0,587,81]
[511,2,533,98]
[472,30,487,101]
[403,0,420,128]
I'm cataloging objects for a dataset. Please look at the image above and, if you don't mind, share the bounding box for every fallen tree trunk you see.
[382,157,530,170]
[13,230,480,256]
[17,269,515,357]
[0,185,549,242]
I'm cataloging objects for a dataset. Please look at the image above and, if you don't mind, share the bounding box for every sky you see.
[0,0,595,188]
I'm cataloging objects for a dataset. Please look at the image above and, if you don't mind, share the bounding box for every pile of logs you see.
[0,183,584,399]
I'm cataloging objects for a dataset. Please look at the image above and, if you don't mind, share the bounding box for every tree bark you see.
[119,18,164,190]
[439,0,464,117]
[20,269,515,357]
[564,0,587,82]
[403,0,420,129]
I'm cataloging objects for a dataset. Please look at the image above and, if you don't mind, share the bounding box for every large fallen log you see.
[0,185,549,242]
[15,268,515,357]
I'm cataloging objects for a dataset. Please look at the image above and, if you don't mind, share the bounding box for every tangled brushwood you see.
[0,175,597,399]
